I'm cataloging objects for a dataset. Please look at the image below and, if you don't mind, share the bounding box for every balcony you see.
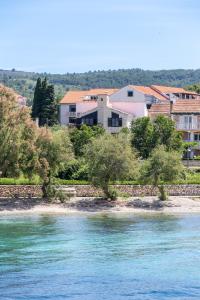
[176,122,200,131]
[67,111,77,118]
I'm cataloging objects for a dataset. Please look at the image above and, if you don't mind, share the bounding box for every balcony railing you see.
[176,123,200,130]
[67,112,77,117]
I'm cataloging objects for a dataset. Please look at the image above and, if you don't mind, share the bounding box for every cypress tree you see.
[39,78,58,127]
[31,77,42,120]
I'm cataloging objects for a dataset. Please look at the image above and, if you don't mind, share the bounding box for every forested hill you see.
[1,68,200,105]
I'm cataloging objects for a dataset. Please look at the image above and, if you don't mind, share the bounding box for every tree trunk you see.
[158,185,167,201]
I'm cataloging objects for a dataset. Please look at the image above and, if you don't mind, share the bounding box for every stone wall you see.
[0,185,42,198]
[0,184,200,198]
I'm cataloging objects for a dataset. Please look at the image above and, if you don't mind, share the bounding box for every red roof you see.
[60,89,118,104]
[129,85,168,101]
[151,85,198,95]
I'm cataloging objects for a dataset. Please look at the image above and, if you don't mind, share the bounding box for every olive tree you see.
[35,126,73,198]
[140,145,185,200]
[84,133,139,199]
[131,115,183,159]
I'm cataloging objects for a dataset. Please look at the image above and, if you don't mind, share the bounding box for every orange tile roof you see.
[148,99,200,116]
[172,100,200,113]
[151,85,198,95]
[148,102,171,116]
[60,89,118,104]
[129,85,168,101]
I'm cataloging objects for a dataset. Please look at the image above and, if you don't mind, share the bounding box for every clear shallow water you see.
[0,213,200,300]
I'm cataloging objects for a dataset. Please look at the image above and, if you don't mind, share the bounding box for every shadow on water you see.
[86,213,181,235]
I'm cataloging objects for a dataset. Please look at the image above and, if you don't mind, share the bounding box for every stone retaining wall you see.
[0,184,200,198]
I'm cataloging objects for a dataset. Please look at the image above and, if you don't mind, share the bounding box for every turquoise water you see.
[0,213,200,300]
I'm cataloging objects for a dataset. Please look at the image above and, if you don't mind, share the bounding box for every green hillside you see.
[1,68,200,105]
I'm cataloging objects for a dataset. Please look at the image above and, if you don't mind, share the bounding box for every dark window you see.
[146,104,152,109]
[90,96,98,100]
[112,112,119,118]
[78,111,98,126]
[194,134,200,141]
[69,117,76,124]
[69,104,76,112]
[108,118,122,127]
[127,90,134,97]
[83,118,96,126]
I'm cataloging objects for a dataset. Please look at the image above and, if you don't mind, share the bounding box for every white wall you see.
[60,102,97,125]
[60,104,69,125]
[76,102,97,114]
[110,86,145,102]
[111,102,147,117]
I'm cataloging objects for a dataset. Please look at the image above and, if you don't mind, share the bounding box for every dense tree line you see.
[1,68,200,105]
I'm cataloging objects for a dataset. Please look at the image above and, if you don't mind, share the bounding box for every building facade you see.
[59,85,200,150]
[59,85,168,133]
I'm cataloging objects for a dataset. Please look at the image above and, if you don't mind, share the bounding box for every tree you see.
[131,115,183,158]
[131,117,154,159]
[140,145,185,200]
[152,115,183,152]
[0,85,39,177]
[32,78,58,127]
[35,126,73,197]
[69,124,105,157]
[0,85,73,198]
[39,84,58,126]
[84,133,139,199]
[31,77,42,120]
[186,84,200,94]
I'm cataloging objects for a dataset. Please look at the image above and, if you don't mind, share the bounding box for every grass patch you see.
[0,172,200,185]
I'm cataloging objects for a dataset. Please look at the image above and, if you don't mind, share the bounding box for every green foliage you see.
[84,133,139,198]
[32,77,58,127]
[35,126,73,198]
[0,85,39,178]
[153,115,183,151]
[58,158,89,180]
[140,145,185,200]
[0,86,73,198]
[131,117,154,159]
[31,77,42,119]
[131,116,183,158]
[186,83,200,94]
[69,124,105,157]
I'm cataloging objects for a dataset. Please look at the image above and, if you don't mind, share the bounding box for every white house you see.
[59,85,168,133]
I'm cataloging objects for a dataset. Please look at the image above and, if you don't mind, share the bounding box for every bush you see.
[58,159,89,180]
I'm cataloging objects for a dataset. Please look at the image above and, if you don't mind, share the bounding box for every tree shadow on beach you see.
[0,197,48,211]
[68,197,118,212]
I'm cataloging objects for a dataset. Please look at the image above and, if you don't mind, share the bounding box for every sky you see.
[0,0,200,73]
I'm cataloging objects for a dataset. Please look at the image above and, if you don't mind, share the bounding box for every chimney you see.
[169,94,176,116]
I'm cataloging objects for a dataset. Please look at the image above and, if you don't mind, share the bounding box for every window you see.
[69,104,76,112]
[108,118,122,127]
[127,90,134,97]
[90,96,98,100]
[69,117,76,124]
[184,116,192,129]
[194,134,200,141]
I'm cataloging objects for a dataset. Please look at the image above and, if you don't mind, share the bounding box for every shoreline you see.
[0,196,200,215]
